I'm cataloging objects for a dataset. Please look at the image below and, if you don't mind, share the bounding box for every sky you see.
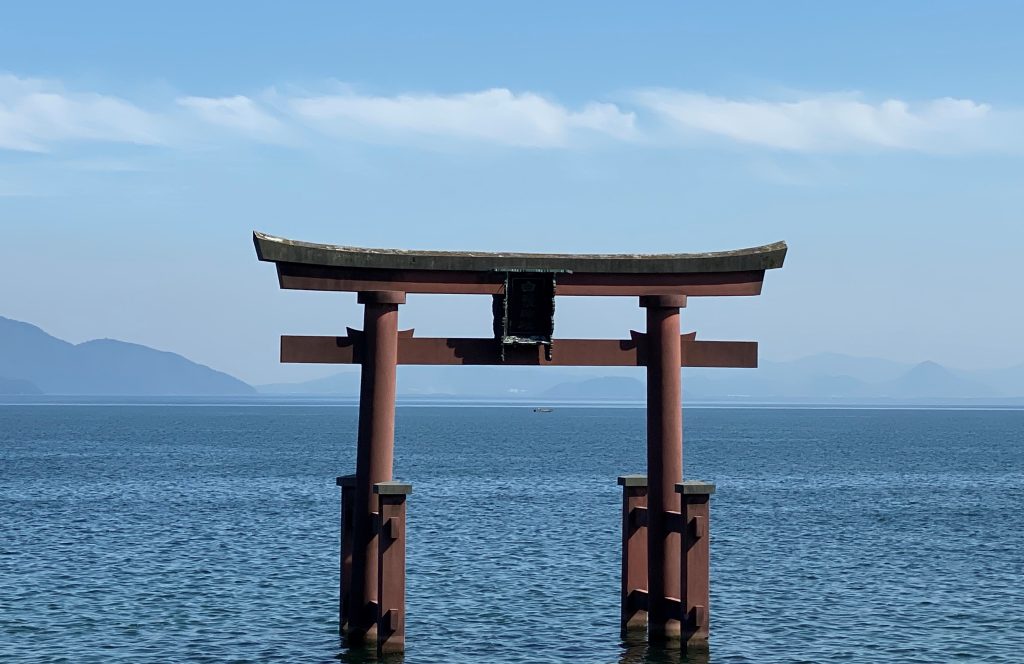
[1,2,1023,385]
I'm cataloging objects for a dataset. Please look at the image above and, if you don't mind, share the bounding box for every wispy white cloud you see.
[633,90,1014,153]
[745,157,842,187]
[287,87,637,147]
[1,73,1021,156]
[0,184,30,197]
[176,95,290,143]
[61,158,150,173]
[0,74,165,152]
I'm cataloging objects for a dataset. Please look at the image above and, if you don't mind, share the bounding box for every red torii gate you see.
[254,231,787,654]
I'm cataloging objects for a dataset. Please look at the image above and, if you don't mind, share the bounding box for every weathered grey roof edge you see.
[253,231,787,274]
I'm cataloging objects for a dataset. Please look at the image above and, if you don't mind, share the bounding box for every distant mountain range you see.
[0,316,254,396]
[3,314,1023,403]
[679,355,1020,402]
[259,352,1024,404]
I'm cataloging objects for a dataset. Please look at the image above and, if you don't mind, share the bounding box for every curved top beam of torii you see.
[253,231,787,297]
[254,231,786,275]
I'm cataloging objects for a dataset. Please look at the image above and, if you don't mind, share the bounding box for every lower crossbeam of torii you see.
[254,231,787,655]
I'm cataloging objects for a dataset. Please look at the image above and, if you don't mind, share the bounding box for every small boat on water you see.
[533,407,554,413]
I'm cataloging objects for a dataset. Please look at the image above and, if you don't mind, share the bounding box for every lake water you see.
[1,402,1023,663]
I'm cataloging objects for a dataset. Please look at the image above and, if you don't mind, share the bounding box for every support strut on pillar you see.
[347,290,406,647]
[337,474,357,634]
[639,294,686,643]
[677,481,714,651]
[618,474,649,634]
[375,481,412,655]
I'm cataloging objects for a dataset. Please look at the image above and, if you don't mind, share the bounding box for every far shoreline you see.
[3,394,1024,411]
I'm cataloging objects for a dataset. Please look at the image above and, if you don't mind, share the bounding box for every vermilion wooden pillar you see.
[348,290,405,646]
[641,294,686,642]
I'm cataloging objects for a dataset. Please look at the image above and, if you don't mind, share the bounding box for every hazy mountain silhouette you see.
[760,352,909,383]
[0,376,42,395]
[874,361,995,399]
[260,370,361,395]
[687,355,1018,401]
[9,310,1018,402]
[261,350,1024,403]
[542,376,645,400]
[0,316,255,396]
[260,366,594,398]
[970,362,1024,396]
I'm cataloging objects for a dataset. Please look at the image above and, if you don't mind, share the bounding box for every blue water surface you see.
[1,403,1023,663]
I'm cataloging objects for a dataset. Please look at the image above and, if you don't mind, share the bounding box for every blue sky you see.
[2,2,1022,384]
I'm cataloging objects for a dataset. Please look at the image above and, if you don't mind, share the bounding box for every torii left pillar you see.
[345,290,406,651]
[642,294,685,643]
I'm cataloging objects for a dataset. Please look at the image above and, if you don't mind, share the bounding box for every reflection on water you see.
[333,637,709,664]
[617,636,709,664]
[334,641,406,664]
[333,635,710,664]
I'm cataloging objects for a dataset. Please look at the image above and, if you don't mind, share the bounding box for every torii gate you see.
[254,231,787,654]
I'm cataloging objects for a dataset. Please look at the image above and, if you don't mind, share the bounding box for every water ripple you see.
[1,405,1022,662]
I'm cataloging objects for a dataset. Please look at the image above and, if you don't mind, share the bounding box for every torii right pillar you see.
[636,293,713,651]
[642,294,685,643]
